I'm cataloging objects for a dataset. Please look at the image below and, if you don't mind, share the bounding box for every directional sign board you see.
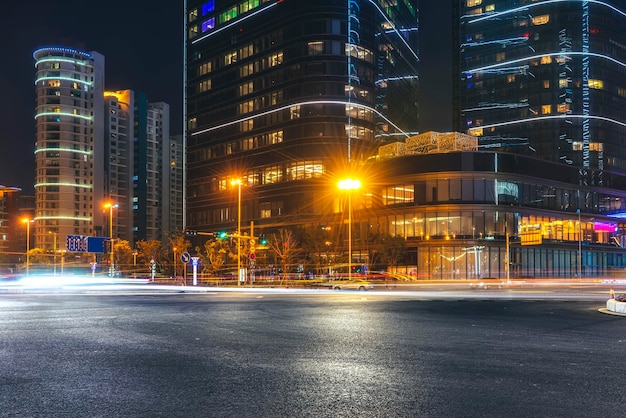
[181,252,191,264]
[66,235,107,253]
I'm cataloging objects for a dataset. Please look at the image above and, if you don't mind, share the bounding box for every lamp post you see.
[22,218,32,276]
[338,178,361,281]
[577,209,582,278]
[104,202,118,277]
[231,178,242,285]
[173,247,177,278]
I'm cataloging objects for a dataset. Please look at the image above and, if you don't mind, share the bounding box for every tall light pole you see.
[577,209,582,278]
[104,202,118,277]
[338,178,361,280]
[22,218,32,276]
[231,178,242,285]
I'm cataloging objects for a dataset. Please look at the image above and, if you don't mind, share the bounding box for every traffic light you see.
[217,231,228,239]
[259,234,267,245]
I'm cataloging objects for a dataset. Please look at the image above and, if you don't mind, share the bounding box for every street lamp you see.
[104,202,118,277]
[338,178,361,281]
[231,178,242,285]
[173,247,177,278]
[22,218,32,276]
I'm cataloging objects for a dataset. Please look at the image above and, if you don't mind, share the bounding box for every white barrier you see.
[606,298,626,314]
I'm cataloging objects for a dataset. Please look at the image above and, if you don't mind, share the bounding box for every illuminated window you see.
[268,130,283,144]
[224,50,237,65]
[239,43,254,59]
[287,161,324,180]
[559,78,569,88]
[202,17,215,32]
[485,4,495,12]
[532,14,550,25]
[308,41,323,55]
[466,0,482,7]
[467,8,482,15]
[541,105,552,114]
[239,0,259,13]
[573,141,582,151]
[290,105,300,119]
[198,79,211,93]
[219,7,237,23]
[187,117,197,130]
[469,127,483,136]
[239,100,254,114]
[199,61,212,75]
[557,103,570,113]
[618,87,626,97]
[270,90,282,105]
[239,82,253,96]
[507,74,516,83]
[540,56,552,64]
[263,166,283,184]
[496,52,505,62]
[188,25,198,39]
[188,8,198,22]
[383,185,415,206]
[543,80,550,88]
[240,120,253,132]
[588,79,603,89]
[201,1,215,15]
[345,44,374,63]
[240,63,254,77]
[590,142,603,152]
[269,51,283,67]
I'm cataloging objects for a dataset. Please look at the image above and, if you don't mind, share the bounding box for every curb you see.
[598,307,626,317]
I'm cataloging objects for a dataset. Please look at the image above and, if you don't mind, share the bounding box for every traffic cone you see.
[609,288,615,299]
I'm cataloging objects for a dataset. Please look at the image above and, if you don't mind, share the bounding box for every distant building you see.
[104,90,179,245]
[0,185,22,256]
[33,47,105,250]
[34,48,179,255]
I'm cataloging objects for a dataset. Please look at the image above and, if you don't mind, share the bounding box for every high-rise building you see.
[33,47,105,250]
[456,0,626,183]
[104,90,177,245]
[185,0,419,235]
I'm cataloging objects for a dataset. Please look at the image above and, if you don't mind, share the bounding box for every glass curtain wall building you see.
[185,0,419,235]
[442,0,626,278]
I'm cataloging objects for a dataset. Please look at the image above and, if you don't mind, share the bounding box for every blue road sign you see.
[181,252,191,263]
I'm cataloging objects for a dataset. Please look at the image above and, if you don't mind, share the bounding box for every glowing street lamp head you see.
[104,202,119,210]
[230,178,242,187]
[338,179,361,191]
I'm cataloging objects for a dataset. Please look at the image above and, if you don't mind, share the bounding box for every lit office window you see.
[201,1,215,15]
[532,15,550,25]
[541,104,552,114]
[588,79,604,89]
[201,17,215,32]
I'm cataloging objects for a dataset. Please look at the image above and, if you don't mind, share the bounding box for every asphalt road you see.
[1,290,625,417]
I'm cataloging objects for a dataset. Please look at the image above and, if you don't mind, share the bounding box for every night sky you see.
[0,1,451,193]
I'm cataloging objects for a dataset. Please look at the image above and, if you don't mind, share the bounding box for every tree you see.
[136,240,163,274]
[380,235,406,272]
[200,238,230,276]
[113,240,134,273]
[168,232,191,277]
[302,226,337,276]
[269,228,301,282]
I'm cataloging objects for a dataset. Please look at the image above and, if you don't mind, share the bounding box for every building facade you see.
[33,47,105,251]
[185,0,420,235]
[456,0,626,180]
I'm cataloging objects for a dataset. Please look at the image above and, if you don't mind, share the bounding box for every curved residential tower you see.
[33,47,105,250]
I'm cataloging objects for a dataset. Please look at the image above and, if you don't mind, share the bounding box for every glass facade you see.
[457,0,626,184]
[185,0,420,233]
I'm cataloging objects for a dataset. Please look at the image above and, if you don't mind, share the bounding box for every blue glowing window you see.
[201,1,215,15]
[202,17,215,32]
